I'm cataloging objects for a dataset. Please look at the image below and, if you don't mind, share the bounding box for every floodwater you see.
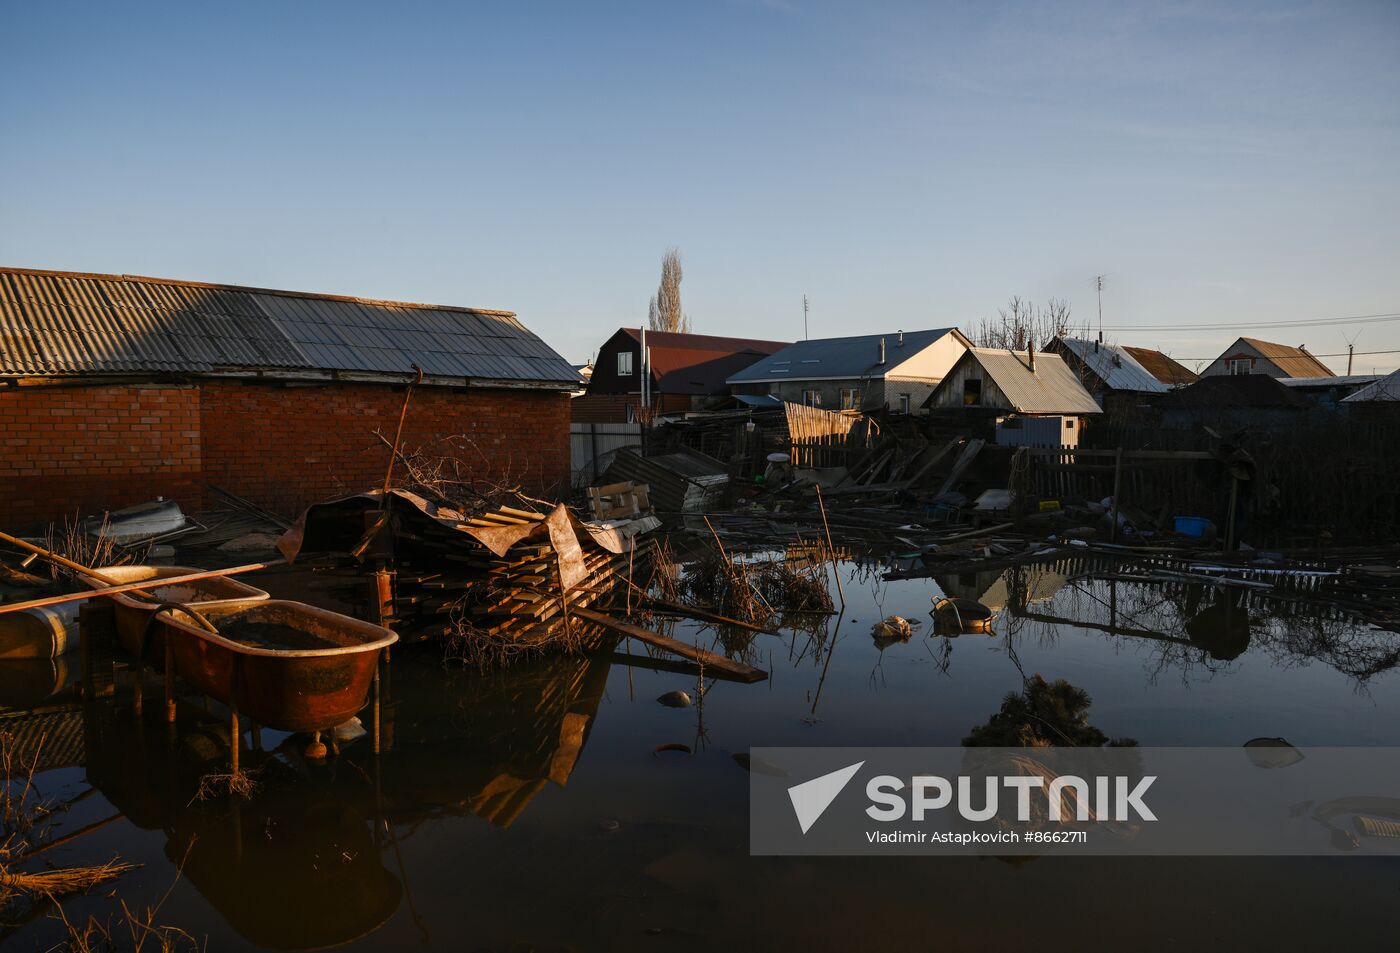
[4,553,1400,951]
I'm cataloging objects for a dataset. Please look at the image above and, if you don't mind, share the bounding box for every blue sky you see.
[3,1,1398,373]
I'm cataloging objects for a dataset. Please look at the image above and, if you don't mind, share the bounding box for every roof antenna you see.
[1095,275,1105,343]
[1344,330,1361,375]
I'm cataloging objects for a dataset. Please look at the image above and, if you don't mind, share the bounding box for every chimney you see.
[898,329,904,347]
[878,337,886,364]
[1028,344,1036,373]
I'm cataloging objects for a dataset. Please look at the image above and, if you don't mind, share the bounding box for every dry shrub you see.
[681,549,834,624]
[189,769,259,804]
[442,599,596,670]
[647,538,683,604]
[42,515,138,583]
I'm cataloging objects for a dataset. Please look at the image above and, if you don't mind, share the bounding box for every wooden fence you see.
[784,402,874,467]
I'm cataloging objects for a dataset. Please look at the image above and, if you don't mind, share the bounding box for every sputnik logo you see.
[787,761,865,834]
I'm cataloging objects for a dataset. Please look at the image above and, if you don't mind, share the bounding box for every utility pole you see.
[1095,275,1105,342]
[1345,331,1359,375]
[803,295,809,340]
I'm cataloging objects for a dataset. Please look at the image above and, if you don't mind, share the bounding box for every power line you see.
[1101,311,1400,332]
[1169,347,1400,362]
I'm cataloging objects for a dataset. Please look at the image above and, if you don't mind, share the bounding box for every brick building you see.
[0,268,579,526]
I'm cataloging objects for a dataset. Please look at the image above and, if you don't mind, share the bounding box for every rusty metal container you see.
[80,565,269,665]
[157,600,396,734]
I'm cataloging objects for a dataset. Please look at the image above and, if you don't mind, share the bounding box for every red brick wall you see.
[200,381,570,517]
[0,380,569,527]
[0,385,203,527]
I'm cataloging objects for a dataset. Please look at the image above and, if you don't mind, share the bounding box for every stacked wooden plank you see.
[383,503,653,647]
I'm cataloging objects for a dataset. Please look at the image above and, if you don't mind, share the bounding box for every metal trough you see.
[157,600,397,734]
[81,565,269,665]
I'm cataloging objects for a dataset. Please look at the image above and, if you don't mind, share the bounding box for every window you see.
[898,393,911,414]
[840,388,862,410]
[963,378,982,406]
[1065,419,1075,429]
[617,351,634,376]
[1228,358,1252,375]
[802,389,822,408]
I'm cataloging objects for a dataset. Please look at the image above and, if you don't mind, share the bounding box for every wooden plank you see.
[571,607,768,682]
[935,437,985,497]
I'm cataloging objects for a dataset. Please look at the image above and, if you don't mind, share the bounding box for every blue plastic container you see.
[1174,516,1213,538]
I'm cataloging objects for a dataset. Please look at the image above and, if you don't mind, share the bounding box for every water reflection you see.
[65,651,614,950]
[926,558,1400,689]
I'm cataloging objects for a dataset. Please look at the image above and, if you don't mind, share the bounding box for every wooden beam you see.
[0,561,283,615]
[571,607,768,682]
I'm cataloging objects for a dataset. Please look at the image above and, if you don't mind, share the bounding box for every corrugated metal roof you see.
[0,267,580,386]
[1236,337,1335,377]
[726,328,965,384]
[1342,369,1400,402]
[1053,338,1168,393]
[1279,374,1382,389]
[964,348,1102,415]
[1121,345,1198,387]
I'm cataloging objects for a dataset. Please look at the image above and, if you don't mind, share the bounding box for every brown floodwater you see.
[2,553,1398,951]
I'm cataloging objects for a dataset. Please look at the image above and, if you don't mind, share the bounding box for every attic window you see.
[618,351,634,376]
[963,378,982,406]
[1228,358,1252,376]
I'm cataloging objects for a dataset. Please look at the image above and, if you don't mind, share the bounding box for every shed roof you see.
[0,267,580,387]
[1160,373,1311,409]
[1052,338,1169,393]
[1342,369,1400,402]
[1279,374,1382,389]
[946,348,1102,415]
[726,328,966,384]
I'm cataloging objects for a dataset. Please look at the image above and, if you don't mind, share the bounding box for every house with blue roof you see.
[724,328,972,415]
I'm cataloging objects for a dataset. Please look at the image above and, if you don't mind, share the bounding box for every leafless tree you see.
[647,248,691,333]
[965,296,1075,351]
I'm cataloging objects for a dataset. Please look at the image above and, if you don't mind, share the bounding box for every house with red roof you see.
[572,327,789,423]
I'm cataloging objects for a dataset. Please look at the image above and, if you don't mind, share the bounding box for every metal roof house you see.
[0,267,580,524]
[924,347,1103,416]
[725,328,972,415]
[0,267,580,387]
[1200,337,1334,379]
[1046,337,1197,402]
[573,327,788,422]
[1342,369,1400,403]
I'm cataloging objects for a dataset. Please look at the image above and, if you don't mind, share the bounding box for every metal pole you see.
[1109,447,1124,544]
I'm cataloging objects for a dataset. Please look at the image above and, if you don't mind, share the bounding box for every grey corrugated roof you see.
[963,348,1102,415]
[1279,374,1382,389]
[0,267,580,386]
[1054,338,1168,393]
[1342,369,1400,402]
[726,328,965,384]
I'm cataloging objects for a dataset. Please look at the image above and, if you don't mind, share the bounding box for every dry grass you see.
[49,843,204,952]
[189,769,259,804]
[680,549,835,625]
[41,514,136,583]
[0,732,141,919]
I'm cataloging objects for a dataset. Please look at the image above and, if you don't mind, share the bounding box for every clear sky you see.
[3,1,1398,374]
